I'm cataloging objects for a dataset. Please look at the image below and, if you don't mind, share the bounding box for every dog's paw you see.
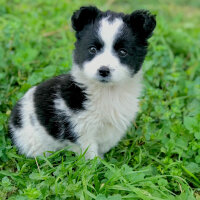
[84,150,99,160]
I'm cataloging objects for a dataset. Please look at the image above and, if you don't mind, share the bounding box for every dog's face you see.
[72,7,156,84]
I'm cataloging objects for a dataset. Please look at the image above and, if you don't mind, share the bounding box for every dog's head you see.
[71,6,156,84]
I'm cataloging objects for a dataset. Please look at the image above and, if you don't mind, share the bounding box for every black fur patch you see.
[60,75,87,110]
[10,101,22,128]
[113,24,148,75]
[73,26,104,66]
[34,74,87,142]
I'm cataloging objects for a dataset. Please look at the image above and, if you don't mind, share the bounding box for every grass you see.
[0,0,200,199]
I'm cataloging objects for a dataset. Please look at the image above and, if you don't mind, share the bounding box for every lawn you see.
[0,0,200,199]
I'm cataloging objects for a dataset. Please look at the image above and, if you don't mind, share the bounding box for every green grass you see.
[0,0,200,199]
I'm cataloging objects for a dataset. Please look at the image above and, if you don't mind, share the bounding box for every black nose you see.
[98,66,110,77]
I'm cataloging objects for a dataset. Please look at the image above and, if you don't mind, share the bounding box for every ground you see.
[0,0,200,199]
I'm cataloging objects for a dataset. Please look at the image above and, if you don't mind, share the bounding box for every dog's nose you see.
[98,66,110,77]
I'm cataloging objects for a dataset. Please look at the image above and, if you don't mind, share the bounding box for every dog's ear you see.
[125,10,156,39]
[71,6,101,32]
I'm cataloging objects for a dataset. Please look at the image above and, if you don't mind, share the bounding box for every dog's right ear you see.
[71,6,101,32]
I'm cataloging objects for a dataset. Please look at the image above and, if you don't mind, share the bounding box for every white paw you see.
[84,150,99,160]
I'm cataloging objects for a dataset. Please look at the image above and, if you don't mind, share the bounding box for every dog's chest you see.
[72,82,141,137]
[88,87,136,124]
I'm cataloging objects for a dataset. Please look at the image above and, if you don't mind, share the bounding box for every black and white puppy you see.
[9,6,156,159]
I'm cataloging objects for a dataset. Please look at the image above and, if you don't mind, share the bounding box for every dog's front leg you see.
[77,138,99,160]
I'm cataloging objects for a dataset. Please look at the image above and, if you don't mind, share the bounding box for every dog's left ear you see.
[125,10,156,39]
[71,6,101,32]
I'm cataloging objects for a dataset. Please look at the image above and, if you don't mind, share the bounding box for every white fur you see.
[99,18,122,48]
[83,18,130,83]
[71,67,143,159]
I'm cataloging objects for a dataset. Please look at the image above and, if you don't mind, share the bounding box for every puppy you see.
[9,6,156,159]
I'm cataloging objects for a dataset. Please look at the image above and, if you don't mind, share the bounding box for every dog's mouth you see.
[97,76,111,83]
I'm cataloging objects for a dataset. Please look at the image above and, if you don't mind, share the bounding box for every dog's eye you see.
[118,49,127,57]
[89,46,97,54]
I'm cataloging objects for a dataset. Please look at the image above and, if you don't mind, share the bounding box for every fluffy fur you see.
[9,6,156,159]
